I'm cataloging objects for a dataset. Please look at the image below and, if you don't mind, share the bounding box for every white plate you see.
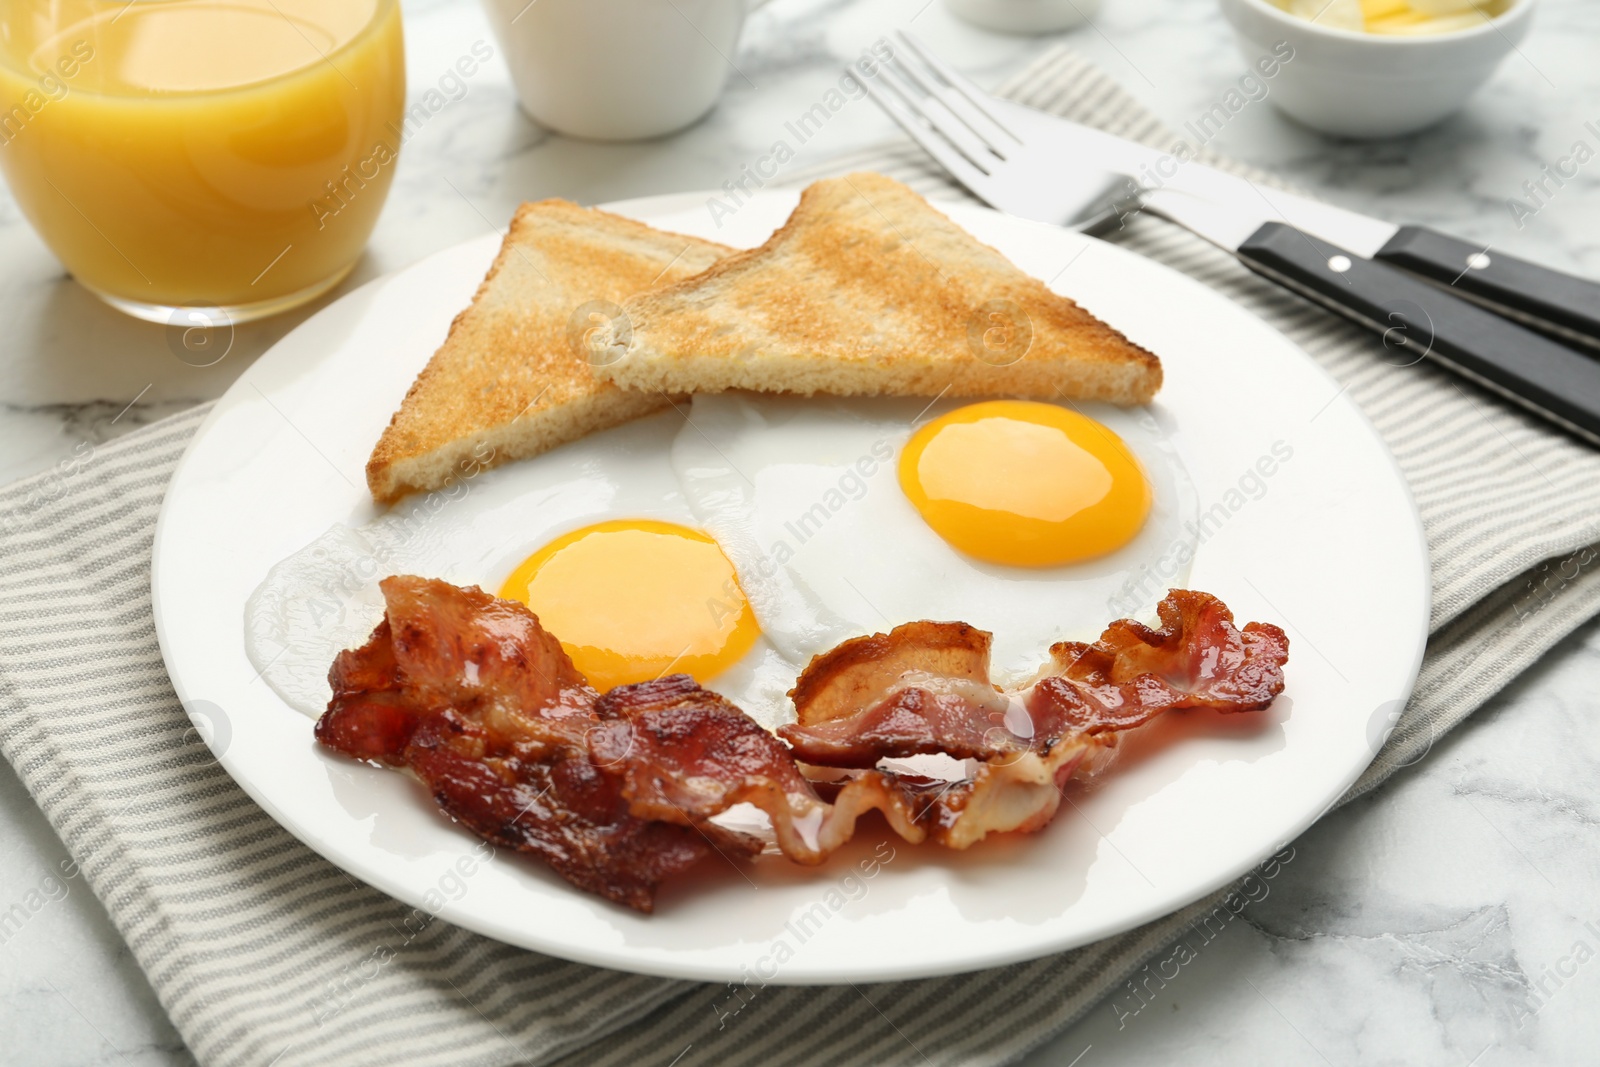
[152,191,1429,984]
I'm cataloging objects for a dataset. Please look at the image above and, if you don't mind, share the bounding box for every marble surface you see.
[3,0,1599,1063]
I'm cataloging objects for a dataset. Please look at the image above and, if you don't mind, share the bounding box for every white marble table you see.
[4,0,1598,1063]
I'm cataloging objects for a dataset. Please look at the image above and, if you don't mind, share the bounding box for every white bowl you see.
[943,0,1102,33]
[1217,0,1536,138]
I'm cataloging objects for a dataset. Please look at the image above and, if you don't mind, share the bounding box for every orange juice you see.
[0,0,405,320]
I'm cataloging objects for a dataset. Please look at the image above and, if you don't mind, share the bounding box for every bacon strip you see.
[315,578,1289,910]
[315,577,751,912]
[779,621,1021,766]
[589,674,943,861]
[589,675,841,862]
[1029,589,1290,737]
[778,590,1289,849]
[781,590,1289,767]
[808,742,1095,852]
[400,709,721,912]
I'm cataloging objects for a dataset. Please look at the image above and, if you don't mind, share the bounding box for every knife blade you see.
[986,97,1600,351]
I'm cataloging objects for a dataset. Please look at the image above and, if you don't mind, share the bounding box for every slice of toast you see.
[365,201,733,504]
[590,172,1161,405]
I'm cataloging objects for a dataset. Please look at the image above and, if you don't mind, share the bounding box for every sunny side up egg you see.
[245,397,1198,724]
[670,395,1198,687]
[244,413,798,727]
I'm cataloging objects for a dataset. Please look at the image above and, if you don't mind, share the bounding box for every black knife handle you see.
[1237,222,1600,447]
[1375,225,1600,351]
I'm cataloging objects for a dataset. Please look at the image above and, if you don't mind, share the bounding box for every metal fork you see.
[852,31,1600,448]
[857,32,1145,233]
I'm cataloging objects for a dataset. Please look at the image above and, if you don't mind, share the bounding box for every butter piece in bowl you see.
[1220,0,1534,137]
[1270,0,1512,34]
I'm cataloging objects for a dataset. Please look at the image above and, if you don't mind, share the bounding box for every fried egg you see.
[247,396,1198,726]
[244,412,800,727]
[670,395,1199,687]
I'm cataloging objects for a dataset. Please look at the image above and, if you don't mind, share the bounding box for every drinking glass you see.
[0,0,407,323]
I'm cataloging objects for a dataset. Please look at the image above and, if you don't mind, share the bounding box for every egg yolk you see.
[498,519,760,692]
[898,400,1152,567]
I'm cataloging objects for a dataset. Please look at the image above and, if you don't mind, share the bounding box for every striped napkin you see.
[5,46,1600,1067]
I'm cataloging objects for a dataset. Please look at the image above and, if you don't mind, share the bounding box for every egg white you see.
[249,396,1199,727]
[244,411,800,726]
[669,395,1201,688]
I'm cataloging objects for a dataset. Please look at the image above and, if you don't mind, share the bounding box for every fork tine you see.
[887,47,1012,162]
[859,70,992,191]
[894,31,1022,145]
[858,60,996,193]
[873,57,1004,173]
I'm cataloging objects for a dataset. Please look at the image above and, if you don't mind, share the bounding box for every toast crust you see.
[591,173,1161,405]
[365,200,732,504]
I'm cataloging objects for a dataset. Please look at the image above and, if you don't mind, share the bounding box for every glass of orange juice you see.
[0,0,406,324]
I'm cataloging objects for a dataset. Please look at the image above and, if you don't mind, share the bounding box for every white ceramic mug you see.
[482,0,773,141]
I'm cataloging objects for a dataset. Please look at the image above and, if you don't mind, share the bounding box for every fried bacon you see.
[588,674,940,861]
[1027,589,1291,737]
[589,675,842,862]
[315,577,1289,911]
[315,577,750,912]
[781,590,1289,765]
[777,590,1290,850]
[780,621,1020,765]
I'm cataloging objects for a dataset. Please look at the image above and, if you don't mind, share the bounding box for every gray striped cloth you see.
[4,46,1600,1067]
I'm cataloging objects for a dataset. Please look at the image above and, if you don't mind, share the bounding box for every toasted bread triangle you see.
[590,173,1161,404]
[365,200,732,504]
